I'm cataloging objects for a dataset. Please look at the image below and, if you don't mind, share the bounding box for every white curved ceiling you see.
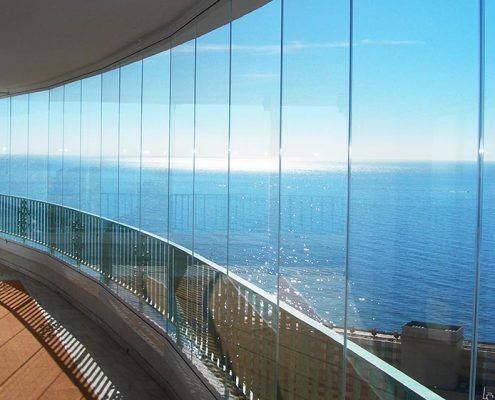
[0,0,219,96]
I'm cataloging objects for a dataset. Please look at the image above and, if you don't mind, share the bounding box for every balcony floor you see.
[0,263,170,399]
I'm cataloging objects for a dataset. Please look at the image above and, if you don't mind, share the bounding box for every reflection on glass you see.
[0,99,10,195]
[63,82,81,209]
[28,92,49,201]
[195,16,230,266]
[81,75,102,215]
[119,61,142,228]
[478,0,494,396]
[280,0,349,397]
[194,8,231,395]
[281,0,349,328]
[142,52,170,238]
[169,38,195,249]
[142,51,171,322]
[348,2,479,398]
[101,70,120,220]
[10,95,29,197]
[169,32,196,356]
[228,0,281,398]
[230,0,280,294]
[48,87,64,205]
[0,2,493,399]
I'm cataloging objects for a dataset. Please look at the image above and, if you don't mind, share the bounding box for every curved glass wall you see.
[28,91,49,202]
[80,75,102,216]
[0,1,492,399]
[10,95,29,198]
[101,69,120,221]
[348,2,480,398]
[47,87,64,206]
[479,0,494,397]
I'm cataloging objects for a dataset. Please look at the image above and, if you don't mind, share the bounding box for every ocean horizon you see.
[3,157,494,341]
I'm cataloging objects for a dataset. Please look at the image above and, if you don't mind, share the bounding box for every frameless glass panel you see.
[48,87,64,205]
[80,75,103,273]
[141,51,170,325]
[0,99,10,195]
[348,2,479,398]
[100,69,120,282]
[228,1,281,398]
[10,95,29,197]
[62,82,81,209]
[194,17,230,266]
[81,75,102,215]
[229,1,280,293]
[141,52,170,238]
[118,61,142,228]
[193,6,231,394]
[169,39,195,249]
[478,0,495,396]
[28,92,49,202]
[230,0,281,292]
[169,33,196,355]
[279,0,349,398]
[101,70,120,220]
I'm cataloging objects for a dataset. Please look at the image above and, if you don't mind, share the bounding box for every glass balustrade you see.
[0,0,492,399]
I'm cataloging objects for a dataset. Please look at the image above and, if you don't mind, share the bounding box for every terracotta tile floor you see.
[0,264,170,400]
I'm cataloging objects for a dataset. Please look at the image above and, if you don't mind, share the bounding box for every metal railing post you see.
[101,220,113,280]
[47,203,56,253]
[0,194,446,400]
[71,211,84,263]
[138,232,149,300]
[17,198,29,241]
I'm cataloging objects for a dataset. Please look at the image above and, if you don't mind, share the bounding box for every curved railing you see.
[0,193,442,400]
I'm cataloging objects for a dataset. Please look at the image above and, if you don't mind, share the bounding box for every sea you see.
[3,156,495,341]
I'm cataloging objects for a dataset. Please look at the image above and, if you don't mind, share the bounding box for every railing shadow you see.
[0,280,102,399]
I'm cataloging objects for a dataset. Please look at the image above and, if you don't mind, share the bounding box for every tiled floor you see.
[0,263,170,400]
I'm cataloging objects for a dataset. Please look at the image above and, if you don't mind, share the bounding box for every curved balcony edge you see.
[0,194,443,400]
[0,237,221,400]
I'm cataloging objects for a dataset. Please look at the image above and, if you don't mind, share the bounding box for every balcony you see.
[1,193,490,399]
[0,264,168,399]
[0,0,494,399]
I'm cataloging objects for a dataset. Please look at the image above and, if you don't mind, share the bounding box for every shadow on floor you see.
[0,272,168,400]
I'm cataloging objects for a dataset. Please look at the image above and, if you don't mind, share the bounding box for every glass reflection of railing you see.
[101,192,346,234]
[0,193,441,400]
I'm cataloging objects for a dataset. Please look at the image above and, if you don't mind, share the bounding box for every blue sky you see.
[121,0,494,164]
[1,0,494,164]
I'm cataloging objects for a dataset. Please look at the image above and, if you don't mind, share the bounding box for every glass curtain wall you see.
[0,99,9,194]
[47,87,64,205]
[280,0,349,397]
[101,69,120,221]
[28,92,49,201]
[10,95,29,197]
[141,52,170,238]
[194,5,230,267]
[479,0,494,394]
[62,81,82,209]
[118,61,143,228]
[349,2,480,398]
[169,30,196,354]
[229,1,282,396]
[0,0,492,399]
[194,3,232,392]
[80,75,102,215]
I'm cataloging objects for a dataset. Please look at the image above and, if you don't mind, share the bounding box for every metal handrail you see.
[0,193,442,400]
